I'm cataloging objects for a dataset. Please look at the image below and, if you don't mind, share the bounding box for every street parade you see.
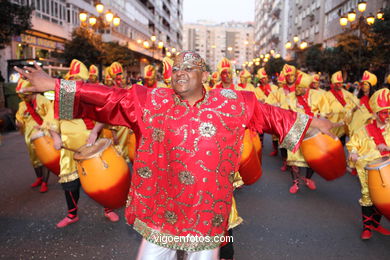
[0,0,390,259]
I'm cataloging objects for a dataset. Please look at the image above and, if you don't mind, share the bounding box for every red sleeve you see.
[55,80,147,130]
[243,91,312,152]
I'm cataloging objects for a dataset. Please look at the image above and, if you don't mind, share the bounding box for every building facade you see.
[254,0,388,60]
[183,21,254,72]
[1,0,183,82]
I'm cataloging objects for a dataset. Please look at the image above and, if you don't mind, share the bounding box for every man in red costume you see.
[16,51,334,259]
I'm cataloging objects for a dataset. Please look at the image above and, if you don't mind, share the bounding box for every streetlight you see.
[377,9,384,20]
[96,3,104,13]
[105,10,114,23]
[299,41,308,50]
[357,1,367,13]
[285,41,292,49]
[293,36,299,43]
[347,9,356,22]
[113,16,121,27]
[79,12,88,22]
[338,1,383,78]
[340,16,348,26]
[366,14,375,25]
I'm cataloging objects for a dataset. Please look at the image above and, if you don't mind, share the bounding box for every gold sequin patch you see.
[179,171,195,185]
[164,210,178,224]
[212,214,224,227]
[220,89,237,99]
[152,128,165,142]
[199,122,217,138]
[137,167,152,178]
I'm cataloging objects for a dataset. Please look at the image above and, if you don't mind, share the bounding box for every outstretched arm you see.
[14,64,143,129]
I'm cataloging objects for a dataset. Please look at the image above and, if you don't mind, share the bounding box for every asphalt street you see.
[1,131,390,259]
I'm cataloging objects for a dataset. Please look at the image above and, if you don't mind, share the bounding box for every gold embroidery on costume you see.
[59,80,77,119]
[280,113,310,150]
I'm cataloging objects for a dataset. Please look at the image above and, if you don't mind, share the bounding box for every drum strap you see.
[330,89,346,107]
[25,100,43,126]
[366,120,390,156]
[83,118,95,130]
[297,90,314,117]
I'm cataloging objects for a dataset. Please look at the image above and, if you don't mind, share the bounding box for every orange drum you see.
[300,128,346,181]
[74,138,131,209]
[101,128,113,139]
[30,131,60,175]
[366,157,390,220]
[128,131,137,163]
[239,129,262,185]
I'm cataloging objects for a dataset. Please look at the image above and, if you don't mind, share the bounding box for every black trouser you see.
[61,179,81,218]
[34,166,50,183]
[219,229,234,259]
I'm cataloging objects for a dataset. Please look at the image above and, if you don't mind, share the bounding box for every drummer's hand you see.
[376,144,390,152]
[53,136,62,150]
[348,152,359,162]
[310,117,338,139]
[352,106,359,113]
[86,132,98,146]
[13,63,56,93]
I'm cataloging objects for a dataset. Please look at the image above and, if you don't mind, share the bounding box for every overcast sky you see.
[183,0,255,23]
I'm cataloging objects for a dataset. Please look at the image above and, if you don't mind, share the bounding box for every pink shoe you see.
[269,150,278,156]
[280,161,288,172]
[304,178,317,190]
[56,216,79,228]
[104,211,119,222]
[289,180,299,194]
[31,177,42,188]
[39,182,48,193]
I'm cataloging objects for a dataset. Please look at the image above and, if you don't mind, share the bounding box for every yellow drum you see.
[366,157,390,220]
[239,129,262,185]
[30,131,60,175]
[101,128,113,139]
[128,131,137,163]
[301,128,346,181]
[74,138,131,209]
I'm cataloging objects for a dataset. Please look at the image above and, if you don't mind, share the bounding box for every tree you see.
[102,41,136,67]
[0,1,33,49]
[61,27,104,67]
[304,44,323,72]
[265,57,286,78]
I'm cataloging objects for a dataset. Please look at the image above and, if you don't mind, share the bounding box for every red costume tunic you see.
[55,80,311,251]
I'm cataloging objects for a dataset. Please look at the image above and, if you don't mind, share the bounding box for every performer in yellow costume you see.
[209,71,219,89]
[162,57,173,88]
[88,64,99,84]
[45,59,120,227]
[212,57,245,260]
[325,71,359,144]
[346,88,390,240]
[103,67,114,86]
[282,72,330,193]
[345,71,376,137]
[256,67,279,155]
[109,62,126,88]
[214,58,236,90]
[143,65,167,88]
[15,78,51,193]
[267,64,299,171]
[256,67,278,102]
[310,74,325,92]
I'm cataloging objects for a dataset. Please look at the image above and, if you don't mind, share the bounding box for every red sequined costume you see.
[55,80,311,251]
